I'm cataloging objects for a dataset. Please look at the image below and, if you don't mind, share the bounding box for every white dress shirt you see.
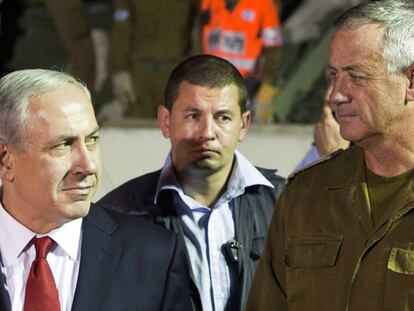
[155,150,274,311]
[0,201,82,311]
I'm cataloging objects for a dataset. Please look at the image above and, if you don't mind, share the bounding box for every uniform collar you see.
[323,145,367,190]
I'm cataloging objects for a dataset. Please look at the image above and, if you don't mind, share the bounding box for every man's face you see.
[2,83,101,233]
[158,81,250,175]
[327,23,411,145]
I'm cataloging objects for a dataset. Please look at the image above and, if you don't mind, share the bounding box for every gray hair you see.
[334,0,414,74]
[0,69,91,150]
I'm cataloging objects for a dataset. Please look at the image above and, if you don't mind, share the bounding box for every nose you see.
[324,84,333,103]
[72,142,97,176]
[198,116,215,140]
[328,74,351,106]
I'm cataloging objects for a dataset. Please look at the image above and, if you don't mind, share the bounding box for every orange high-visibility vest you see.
[201,0,283,77]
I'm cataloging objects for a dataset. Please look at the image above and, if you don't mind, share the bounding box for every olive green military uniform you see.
[247,145,414,311]
[110,0,198,118]
[43,0,95,89]
[13,0,96,89]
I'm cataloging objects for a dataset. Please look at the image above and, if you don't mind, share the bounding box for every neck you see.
[177,162,234,208]
[1,188,60,234]
[362,131,414,176]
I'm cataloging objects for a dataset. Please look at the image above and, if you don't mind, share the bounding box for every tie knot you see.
[33,237,54,259]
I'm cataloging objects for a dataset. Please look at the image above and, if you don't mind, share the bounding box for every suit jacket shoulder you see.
[255,166,285,197]
[71,204,192,311]
[99,170,161,216]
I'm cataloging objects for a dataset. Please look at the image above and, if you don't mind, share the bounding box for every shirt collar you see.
[154,150,274,203]
[0,192,82,266]
[227,150,274,197]
[47,218,82,262]
[154,153,181,204]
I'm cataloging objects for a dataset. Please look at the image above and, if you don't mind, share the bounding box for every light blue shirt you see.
[155,150,274,311]
[293,143,321,172]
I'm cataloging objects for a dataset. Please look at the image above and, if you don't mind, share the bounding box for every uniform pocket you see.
[387,243,414,275]
[285,234,342,311]
[383,242,414,310]
[286,235,342,268]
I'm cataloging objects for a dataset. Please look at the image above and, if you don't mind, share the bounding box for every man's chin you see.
[67,201,91,219]
[192,159,221,172]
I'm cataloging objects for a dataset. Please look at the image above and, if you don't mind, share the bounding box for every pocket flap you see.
[388,242,414,275]
[285,235,343,268]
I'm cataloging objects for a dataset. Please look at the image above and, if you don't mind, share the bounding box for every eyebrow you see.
[51,126,101,144]
[327,64,372,74]
[183,106,200,113]
[215,108,235,115]
[87,127,101,137]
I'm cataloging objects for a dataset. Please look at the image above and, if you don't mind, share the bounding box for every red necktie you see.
[24,237,60,311]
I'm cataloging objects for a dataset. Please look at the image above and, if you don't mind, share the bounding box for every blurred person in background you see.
[105,0,199,119]
[0,0,24,76]
[294,86,349,171]
[8,0,97,91]
[200,0,284,123]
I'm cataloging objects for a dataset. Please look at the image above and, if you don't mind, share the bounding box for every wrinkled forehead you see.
[333,23,385,49]
[24,85,97,141]
[330,24,386,66]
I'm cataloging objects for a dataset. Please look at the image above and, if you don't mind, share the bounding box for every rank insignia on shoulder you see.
[286,148,344,185]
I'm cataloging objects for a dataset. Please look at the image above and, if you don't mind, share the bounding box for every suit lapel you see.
[0,279,11,311]
[155,191,203,310]
[0,253,11,311]
[71,205,124,311]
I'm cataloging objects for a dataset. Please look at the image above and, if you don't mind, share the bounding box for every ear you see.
[406,64,414,102]
[157,105,171,139]
[0,140,14,182]
[239,110,252,142]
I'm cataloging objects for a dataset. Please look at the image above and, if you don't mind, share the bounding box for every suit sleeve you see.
[246,190,289,311]
[161,233,193,311]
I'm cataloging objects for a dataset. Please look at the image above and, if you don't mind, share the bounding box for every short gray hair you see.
[0,69,91,150]
[334,0,414,74]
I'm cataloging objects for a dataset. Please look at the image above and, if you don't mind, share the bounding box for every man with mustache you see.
[247,1,414,310]
[0,69,191,311]
[99,54,285,311]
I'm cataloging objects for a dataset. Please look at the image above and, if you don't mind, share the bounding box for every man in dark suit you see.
[0,69,191,311]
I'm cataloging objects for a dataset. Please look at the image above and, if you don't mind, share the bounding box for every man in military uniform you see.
[109,0,199,118]
[11,0,96,90]
[247,1,414,310]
